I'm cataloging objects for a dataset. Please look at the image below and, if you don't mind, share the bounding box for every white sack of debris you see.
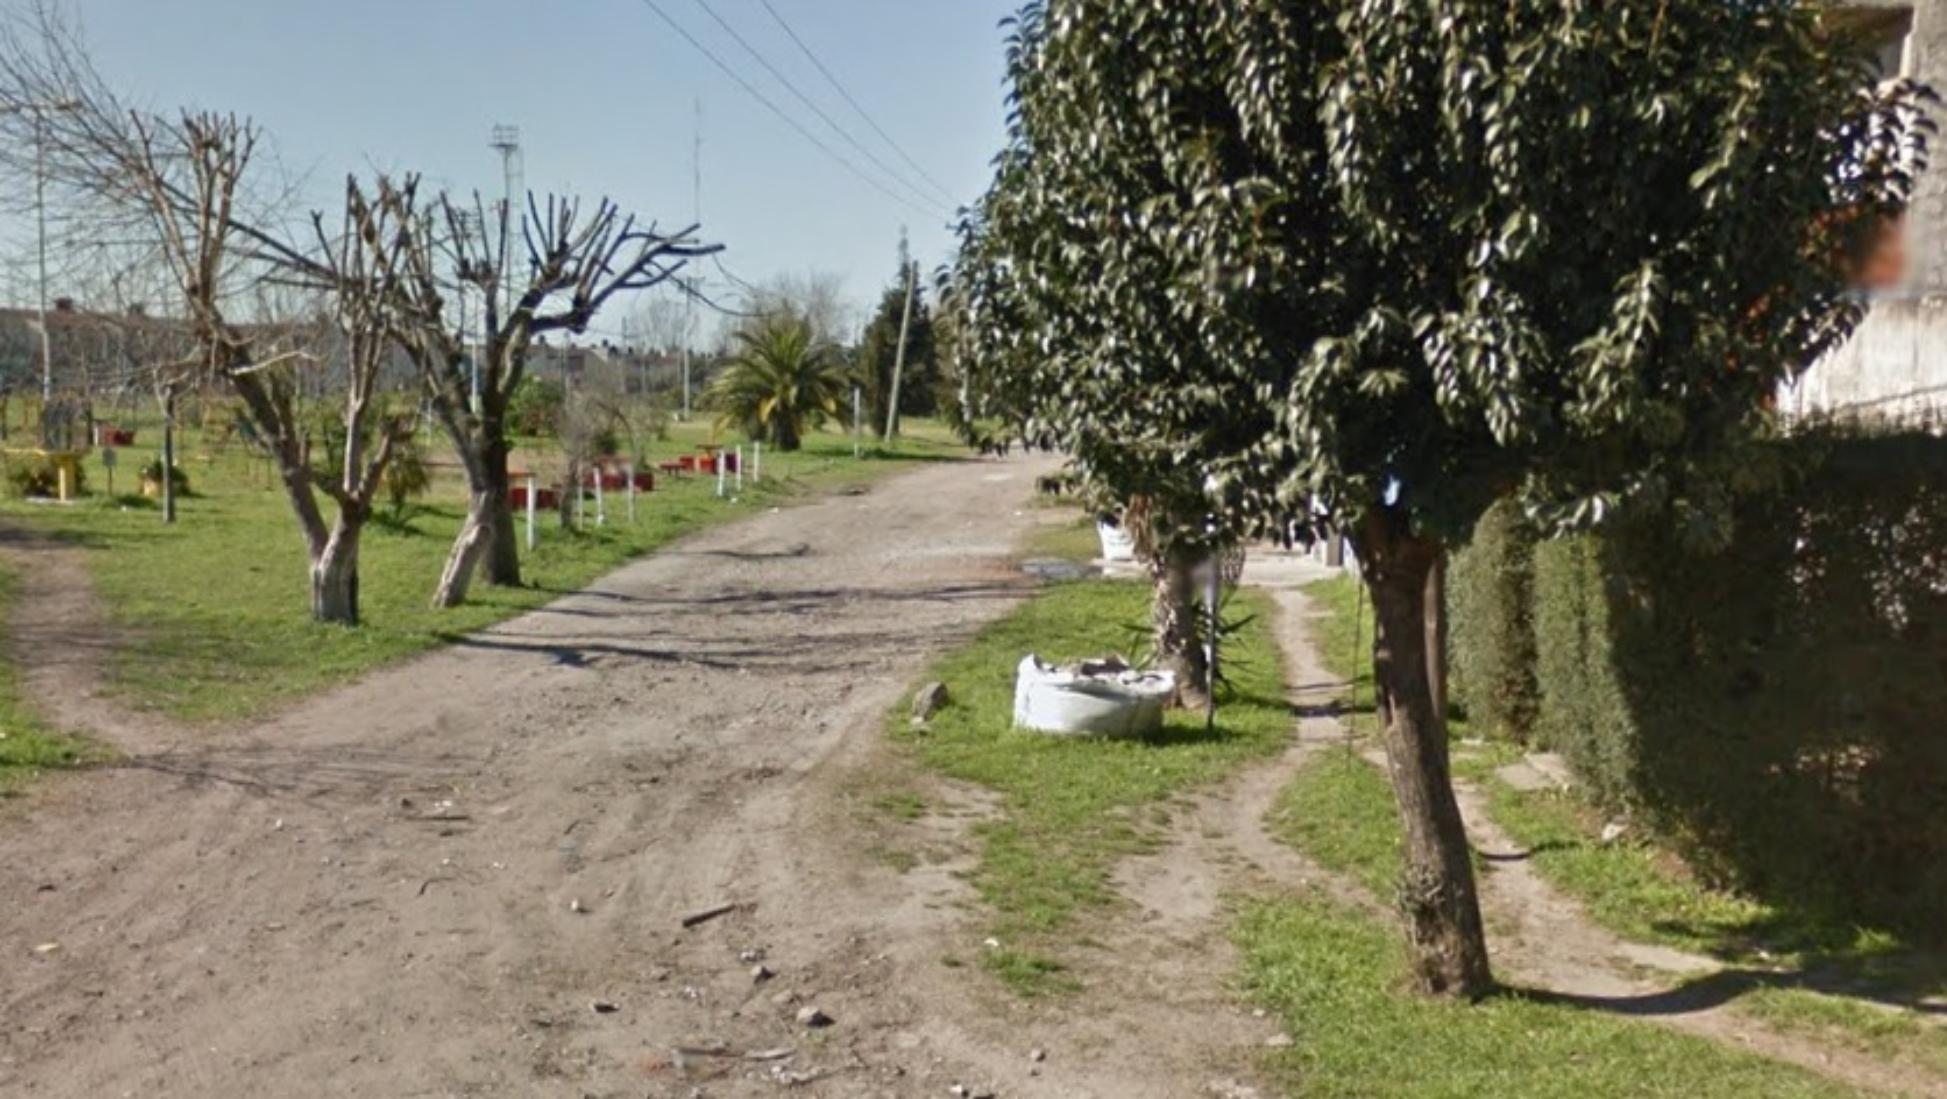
[1013,655,1176,738]
[1096,519,1138,563]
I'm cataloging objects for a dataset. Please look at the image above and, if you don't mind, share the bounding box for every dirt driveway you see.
[0,453,1118,1098]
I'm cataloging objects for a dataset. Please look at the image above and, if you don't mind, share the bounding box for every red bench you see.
[510,485,559,510]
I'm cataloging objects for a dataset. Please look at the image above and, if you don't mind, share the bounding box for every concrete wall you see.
[1795,0,1947,426]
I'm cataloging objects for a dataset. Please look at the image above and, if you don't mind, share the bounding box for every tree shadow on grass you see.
[1503,953,1947,1021]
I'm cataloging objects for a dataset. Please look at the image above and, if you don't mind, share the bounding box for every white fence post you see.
[595,467,606,527]
[627,463,637,523]
[735,445,744,494]
[753,442,762,483]
[716,453,727,499]
[525,475,537,551]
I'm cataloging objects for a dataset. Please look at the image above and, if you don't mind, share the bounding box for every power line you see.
[634,0,950,224]
[754,0,959,209]
[690,0,950,216]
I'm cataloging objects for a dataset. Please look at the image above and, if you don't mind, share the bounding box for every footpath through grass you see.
[892,578,1292,995]
[0,568,92,793]
[0,419,964,722]
[1234,893,1863,1098]
[1267,574,1947,1089]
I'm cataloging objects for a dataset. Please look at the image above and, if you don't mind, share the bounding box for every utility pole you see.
[0,99,81,416]
[681,99,703,421]
[884,231,917,440]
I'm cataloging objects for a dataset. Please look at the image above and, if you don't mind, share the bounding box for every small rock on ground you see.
[911,681,951,723]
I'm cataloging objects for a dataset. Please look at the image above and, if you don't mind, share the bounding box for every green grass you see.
[895,578,1292,995]
[1295,564,1947,1076]
[1020,509,1102,565]
[1743,988,1947,1076]
[0,417,965,722]
[1480,780,1780,959]
[1269,749,1402,898]
[1234,893,1862,1098]
[1302,574,1374,702]
[1302,571,1795,962]
[0,568,94,792]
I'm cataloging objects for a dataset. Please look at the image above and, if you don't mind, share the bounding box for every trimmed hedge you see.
[1469,429,1947,937]
[1449,499,1541,742]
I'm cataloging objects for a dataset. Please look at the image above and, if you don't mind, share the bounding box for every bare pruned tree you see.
[273,174,426,622]
[125,113,426,623]
[393,191,720,608]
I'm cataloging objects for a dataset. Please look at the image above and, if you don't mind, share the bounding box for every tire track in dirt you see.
[1,454,1157,1098]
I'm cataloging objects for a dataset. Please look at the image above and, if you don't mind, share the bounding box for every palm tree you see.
[708,312,845,452]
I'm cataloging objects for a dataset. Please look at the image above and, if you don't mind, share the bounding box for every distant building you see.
[1788,2,1947,427]
[0,299,193,399]
[527,339,684,397]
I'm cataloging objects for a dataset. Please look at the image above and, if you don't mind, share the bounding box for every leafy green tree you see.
[859,251,939,436]
[709,311,846,451]
[954,0,1928,997]
[506,375,566,437]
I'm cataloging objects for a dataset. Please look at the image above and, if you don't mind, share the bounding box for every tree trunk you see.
[480,435,520,586]
[774,417,801,453]
[1356,513,1492,999]
[559,458,581,530]
[1152,548,1210,710]
[1426,552,1449,721]
[434,433,521,607]
[310,516,363,625]
[161,388,177,525]
[433,488,495,610]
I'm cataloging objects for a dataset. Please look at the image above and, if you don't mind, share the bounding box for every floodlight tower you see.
[489,124,524,320]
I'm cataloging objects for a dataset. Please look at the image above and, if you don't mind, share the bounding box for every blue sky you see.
[58,0,1018,330]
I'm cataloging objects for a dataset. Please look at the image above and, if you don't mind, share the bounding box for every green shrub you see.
[1531,533,1638,807]
[1525,428,1947,937]
[383,436,431,517]
[1448,499,1540,741]
[138,458,189,497]
[3,455,86,499]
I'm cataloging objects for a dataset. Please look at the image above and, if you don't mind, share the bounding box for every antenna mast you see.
[489,124,525,322]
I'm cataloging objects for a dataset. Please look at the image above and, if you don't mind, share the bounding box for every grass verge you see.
[1235,892,1862,1098]
[0,420,963,722]
[1296,569,1947,1078]
[0,568,94,794]
[893,578,1291,995]
[1267,746,1400,898]
[1742,987,1947,1077]
[1019,508,1101,565]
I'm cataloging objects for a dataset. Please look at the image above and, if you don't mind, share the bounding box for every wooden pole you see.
[161,387,177,524]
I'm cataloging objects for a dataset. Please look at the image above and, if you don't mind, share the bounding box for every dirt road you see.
[0,454,1121,1098]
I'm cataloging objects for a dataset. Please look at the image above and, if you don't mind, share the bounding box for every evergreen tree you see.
[859,247,938,436]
